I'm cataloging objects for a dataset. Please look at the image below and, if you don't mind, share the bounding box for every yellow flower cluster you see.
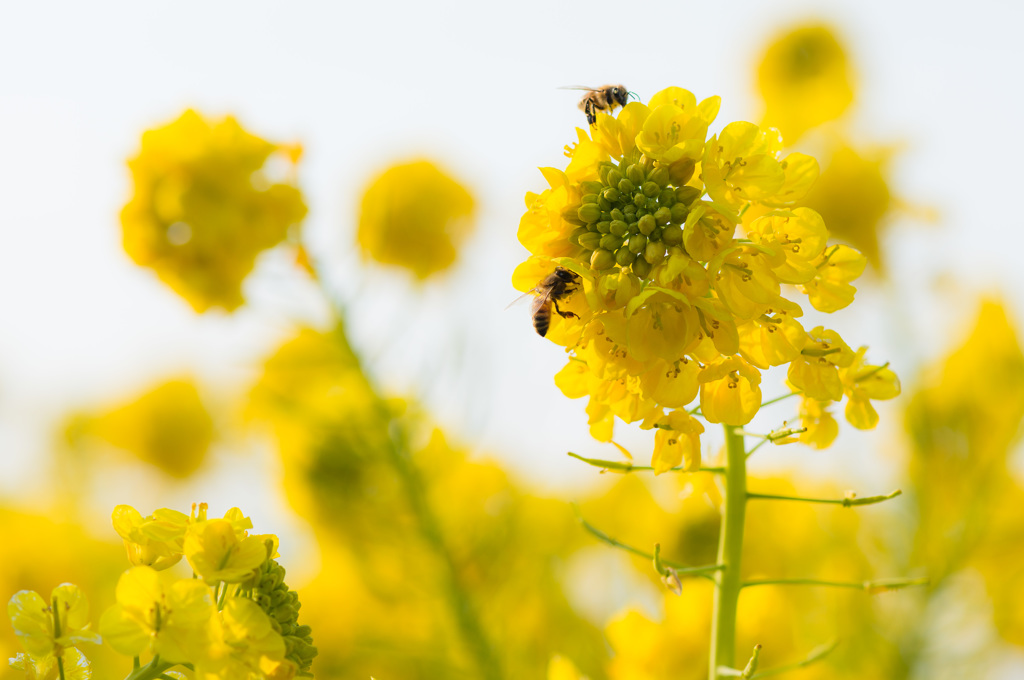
[357,160,475,280]
[121,110,307,312]
[514,88,899,470]
[8,504,316,680]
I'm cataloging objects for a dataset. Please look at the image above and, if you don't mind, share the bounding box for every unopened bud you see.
[591,248,616,270]
[626,163,645,186]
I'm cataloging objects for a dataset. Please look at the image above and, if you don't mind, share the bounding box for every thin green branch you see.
[573,507,724,580]
[568,452,724,474]
[759,391,801,409]
[718,644,763,678]
[741,576,929,592]
[747,489,902,507]
[749,639,839,679]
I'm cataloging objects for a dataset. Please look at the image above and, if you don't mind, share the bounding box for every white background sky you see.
[0,0,1022,588]
[1,0,1023,675]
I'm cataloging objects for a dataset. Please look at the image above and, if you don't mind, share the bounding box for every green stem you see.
[746,489,902,507]
[568,452,724,474]
[741,576,929,591]
[709,425,748,680]
[382,414,504,680]
[749,640,838,679]
[575,510,724,580]
[123,657,177,680]
[51,597,65,680]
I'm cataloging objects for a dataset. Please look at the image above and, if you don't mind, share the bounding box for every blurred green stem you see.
[709,425,747,680]
[380,414,504,680]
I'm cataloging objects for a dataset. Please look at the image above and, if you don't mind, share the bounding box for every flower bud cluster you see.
[251,558,318,676]
[514,87,900,470]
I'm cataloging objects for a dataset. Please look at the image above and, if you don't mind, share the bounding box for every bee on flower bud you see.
[561,85,636,125]
[529,267,581,337]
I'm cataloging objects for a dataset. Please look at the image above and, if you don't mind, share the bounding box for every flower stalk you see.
[709,425,748,680]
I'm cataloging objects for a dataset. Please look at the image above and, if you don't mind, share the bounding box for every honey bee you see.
[561,85,634,125]
[529,267,581,337]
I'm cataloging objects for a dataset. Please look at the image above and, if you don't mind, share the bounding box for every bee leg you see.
[553,299,579,319]
[584,100,597,125]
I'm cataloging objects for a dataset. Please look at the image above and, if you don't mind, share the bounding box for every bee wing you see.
[558,85,599,92]
[504,289,538,311]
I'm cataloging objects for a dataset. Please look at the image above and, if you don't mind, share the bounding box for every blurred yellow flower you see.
[357,159,476,279]
[73,379,214,479]
[121,109,307,312]
[757,24,854,142]
[802,145,893,271]
[9,647,91,680]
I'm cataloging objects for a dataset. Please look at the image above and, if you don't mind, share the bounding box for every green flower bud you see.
[633,192,646,208]
[578,232,602,250]
[569,226,589,245]
[654,206,672,225]
[598,196,612,211]
[607,168,624,186]
[561,207,586,226]
[649,165,671,187]
[581,180,605,195]
[670,203,689,223]
[668,158,696,186]
[640,154,655,174]
[645,242,667,265]
[596,220,611,233]
[626,163,645,185]
[658,188,676,206]
[650,226,664,241]
[577,204,602,223]
[627,220,639,234]
[591,248,616,270]
[638,214,657,235]
[662,223,683,246]
[628,233,648,254]
[610,219,629,236]
[615,247,637,266]
[610,208,625,222]
[581,193,599,204]
[632,257,652,278]
[602,186,621,202]
[676,185,701,205]
[642,181,660,198]
[617,178,635,194]
[599,233,623,251]
[623,204,637,217]
[646,197,659,211]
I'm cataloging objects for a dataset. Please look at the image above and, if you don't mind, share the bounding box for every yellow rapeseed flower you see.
[515,85,891,462]
[111,505,189,570]
[99,566,214,663]
[121,110,307,312]
[357,159,475,279]
[77,379,214,479]
[8,585,100,660]
[9,648,91,680]
[195,597,292,680]
[184,519,270,584]
[757,24,855,142]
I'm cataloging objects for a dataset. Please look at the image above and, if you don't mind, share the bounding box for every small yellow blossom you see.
[8,585,100,659]
[801,244,867,313]
[121,109,307,312]
[100,566,214,662]
[78,379,214,479]
[797,396,839,449]
[9,648,91,680]
[184,519,270,584]
[111,505,189,570]
[652,410,705,474]
[839,348,901,429]
[357,159,475,279]
[757,24,855,142]
[787,327,855,401]
[699,357,762,425]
